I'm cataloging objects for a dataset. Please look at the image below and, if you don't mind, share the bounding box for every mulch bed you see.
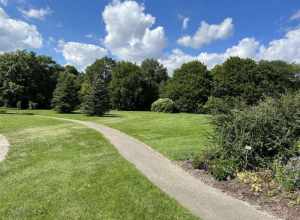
[177,160,300,220]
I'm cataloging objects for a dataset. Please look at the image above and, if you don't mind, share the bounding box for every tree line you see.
[0,50,299,115]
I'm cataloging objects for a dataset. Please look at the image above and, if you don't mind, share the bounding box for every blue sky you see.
[1,0,300,72]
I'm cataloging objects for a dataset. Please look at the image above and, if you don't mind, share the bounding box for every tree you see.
[82,74,110,116]
[0,50,63,108]
[110,61,150,110]
[162,61,212,113]
[85,57,115,85]
[51,72,79,113]
[140,59,169,108]
[64,65,80,76]
[212,57,299,104]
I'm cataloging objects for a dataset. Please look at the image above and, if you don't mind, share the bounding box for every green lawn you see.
[0,114,197,219]
[29,110,214,161]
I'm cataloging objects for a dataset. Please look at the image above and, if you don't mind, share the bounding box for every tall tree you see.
[51,72,79,113]
[82,74,110,116]
[141,59,169,107]
[110,61,149,110]
[0,50,62,108]
[162,61,212,113]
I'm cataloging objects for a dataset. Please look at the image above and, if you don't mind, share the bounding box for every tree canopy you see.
[0,50,63,108]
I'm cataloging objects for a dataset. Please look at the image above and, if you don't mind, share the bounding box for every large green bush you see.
[195,92,300,180]
[151,98,176,113]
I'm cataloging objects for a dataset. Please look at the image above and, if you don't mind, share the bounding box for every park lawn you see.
[0,114,198,220]
[26,110,214,161]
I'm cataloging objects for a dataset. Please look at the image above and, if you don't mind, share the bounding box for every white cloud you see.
[0,7,43,52]
[177,17,234,48]
[160,38,260,74]
[19,7,52,20]
[0,0,8,6]
[102,0,166,62]
[181,17,189,30]
[58,40,108,71]
[290,10,300,21]
[162,26,300,74]
[259,28,300,63]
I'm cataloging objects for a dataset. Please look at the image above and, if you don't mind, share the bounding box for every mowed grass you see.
[28,110,214,161]
[0,114,198,219]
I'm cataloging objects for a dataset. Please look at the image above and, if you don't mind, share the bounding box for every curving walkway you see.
[0,134,9,162]
[45,117,279,220]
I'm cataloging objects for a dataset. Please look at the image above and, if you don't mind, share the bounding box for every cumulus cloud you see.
[259,28,300,63]
[290,10,300,21]
[160,38,260,74]
[177,17,234,49]
[0,7,43,52]
[162,25,300,74]
[0,0,8,6]
[58,40,108,71]
[19,7,52,20]
[102,0,166,62]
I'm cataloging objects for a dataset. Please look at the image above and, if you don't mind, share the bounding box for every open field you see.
[24,110,214,161]
[0,114,197,219]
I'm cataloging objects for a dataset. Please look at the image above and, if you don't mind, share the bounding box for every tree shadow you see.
[0,112,35,116]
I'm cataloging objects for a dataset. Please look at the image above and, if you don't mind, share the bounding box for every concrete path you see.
[0,134,9,162]
[48,117,279,220]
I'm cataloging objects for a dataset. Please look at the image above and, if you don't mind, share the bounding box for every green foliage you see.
[162,61,212,113]
[110,62,149,110]
[274,159,300,191]
[141,59,169,107]
[82,74,110,116]
[203,96,247,115]
[212,93,299,175]
[85,57,115,85]
[212,57,299,104]
[151,98,177,113]
[51,72,80,113]
[209,158,239,181]
[0,50,63,108]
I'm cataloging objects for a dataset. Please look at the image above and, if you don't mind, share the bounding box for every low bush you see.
[209,158,239,181]
[151,98,177,113]
[203,96,247,115]
[274,158,300,191]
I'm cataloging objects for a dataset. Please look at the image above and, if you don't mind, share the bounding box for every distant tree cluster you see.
[0,50,300,116]
[0,51,63,109]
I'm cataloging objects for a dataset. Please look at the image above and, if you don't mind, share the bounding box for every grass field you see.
[0,114,198,219]
[28,110,214,161]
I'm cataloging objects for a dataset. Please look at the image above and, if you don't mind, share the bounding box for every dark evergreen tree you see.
[82,74,110,116]
[51,73,79,113]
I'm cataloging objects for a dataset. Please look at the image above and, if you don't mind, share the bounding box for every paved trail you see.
[47,117,280,220]
[0,134,9,162]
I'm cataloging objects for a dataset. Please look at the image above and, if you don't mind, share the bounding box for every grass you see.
[0,114,198,219]
[22,110,214,161]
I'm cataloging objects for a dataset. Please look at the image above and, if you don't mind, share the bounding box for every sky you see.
[1,0,300,73]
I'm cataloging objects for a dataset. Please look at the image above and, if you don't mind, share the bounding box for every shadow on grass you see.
[0,112,35,116]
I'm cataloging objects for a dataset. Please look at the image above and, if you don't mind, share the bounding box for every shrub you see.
[274,158,300,191]
[203,97,230,114]
[209,158,239,181]
[151,98,177,113]
[203,96,247,115]
[213,93,300,170]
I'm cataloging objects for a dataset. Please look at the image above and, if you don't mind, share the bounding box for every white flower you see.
[245,145,252,151]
